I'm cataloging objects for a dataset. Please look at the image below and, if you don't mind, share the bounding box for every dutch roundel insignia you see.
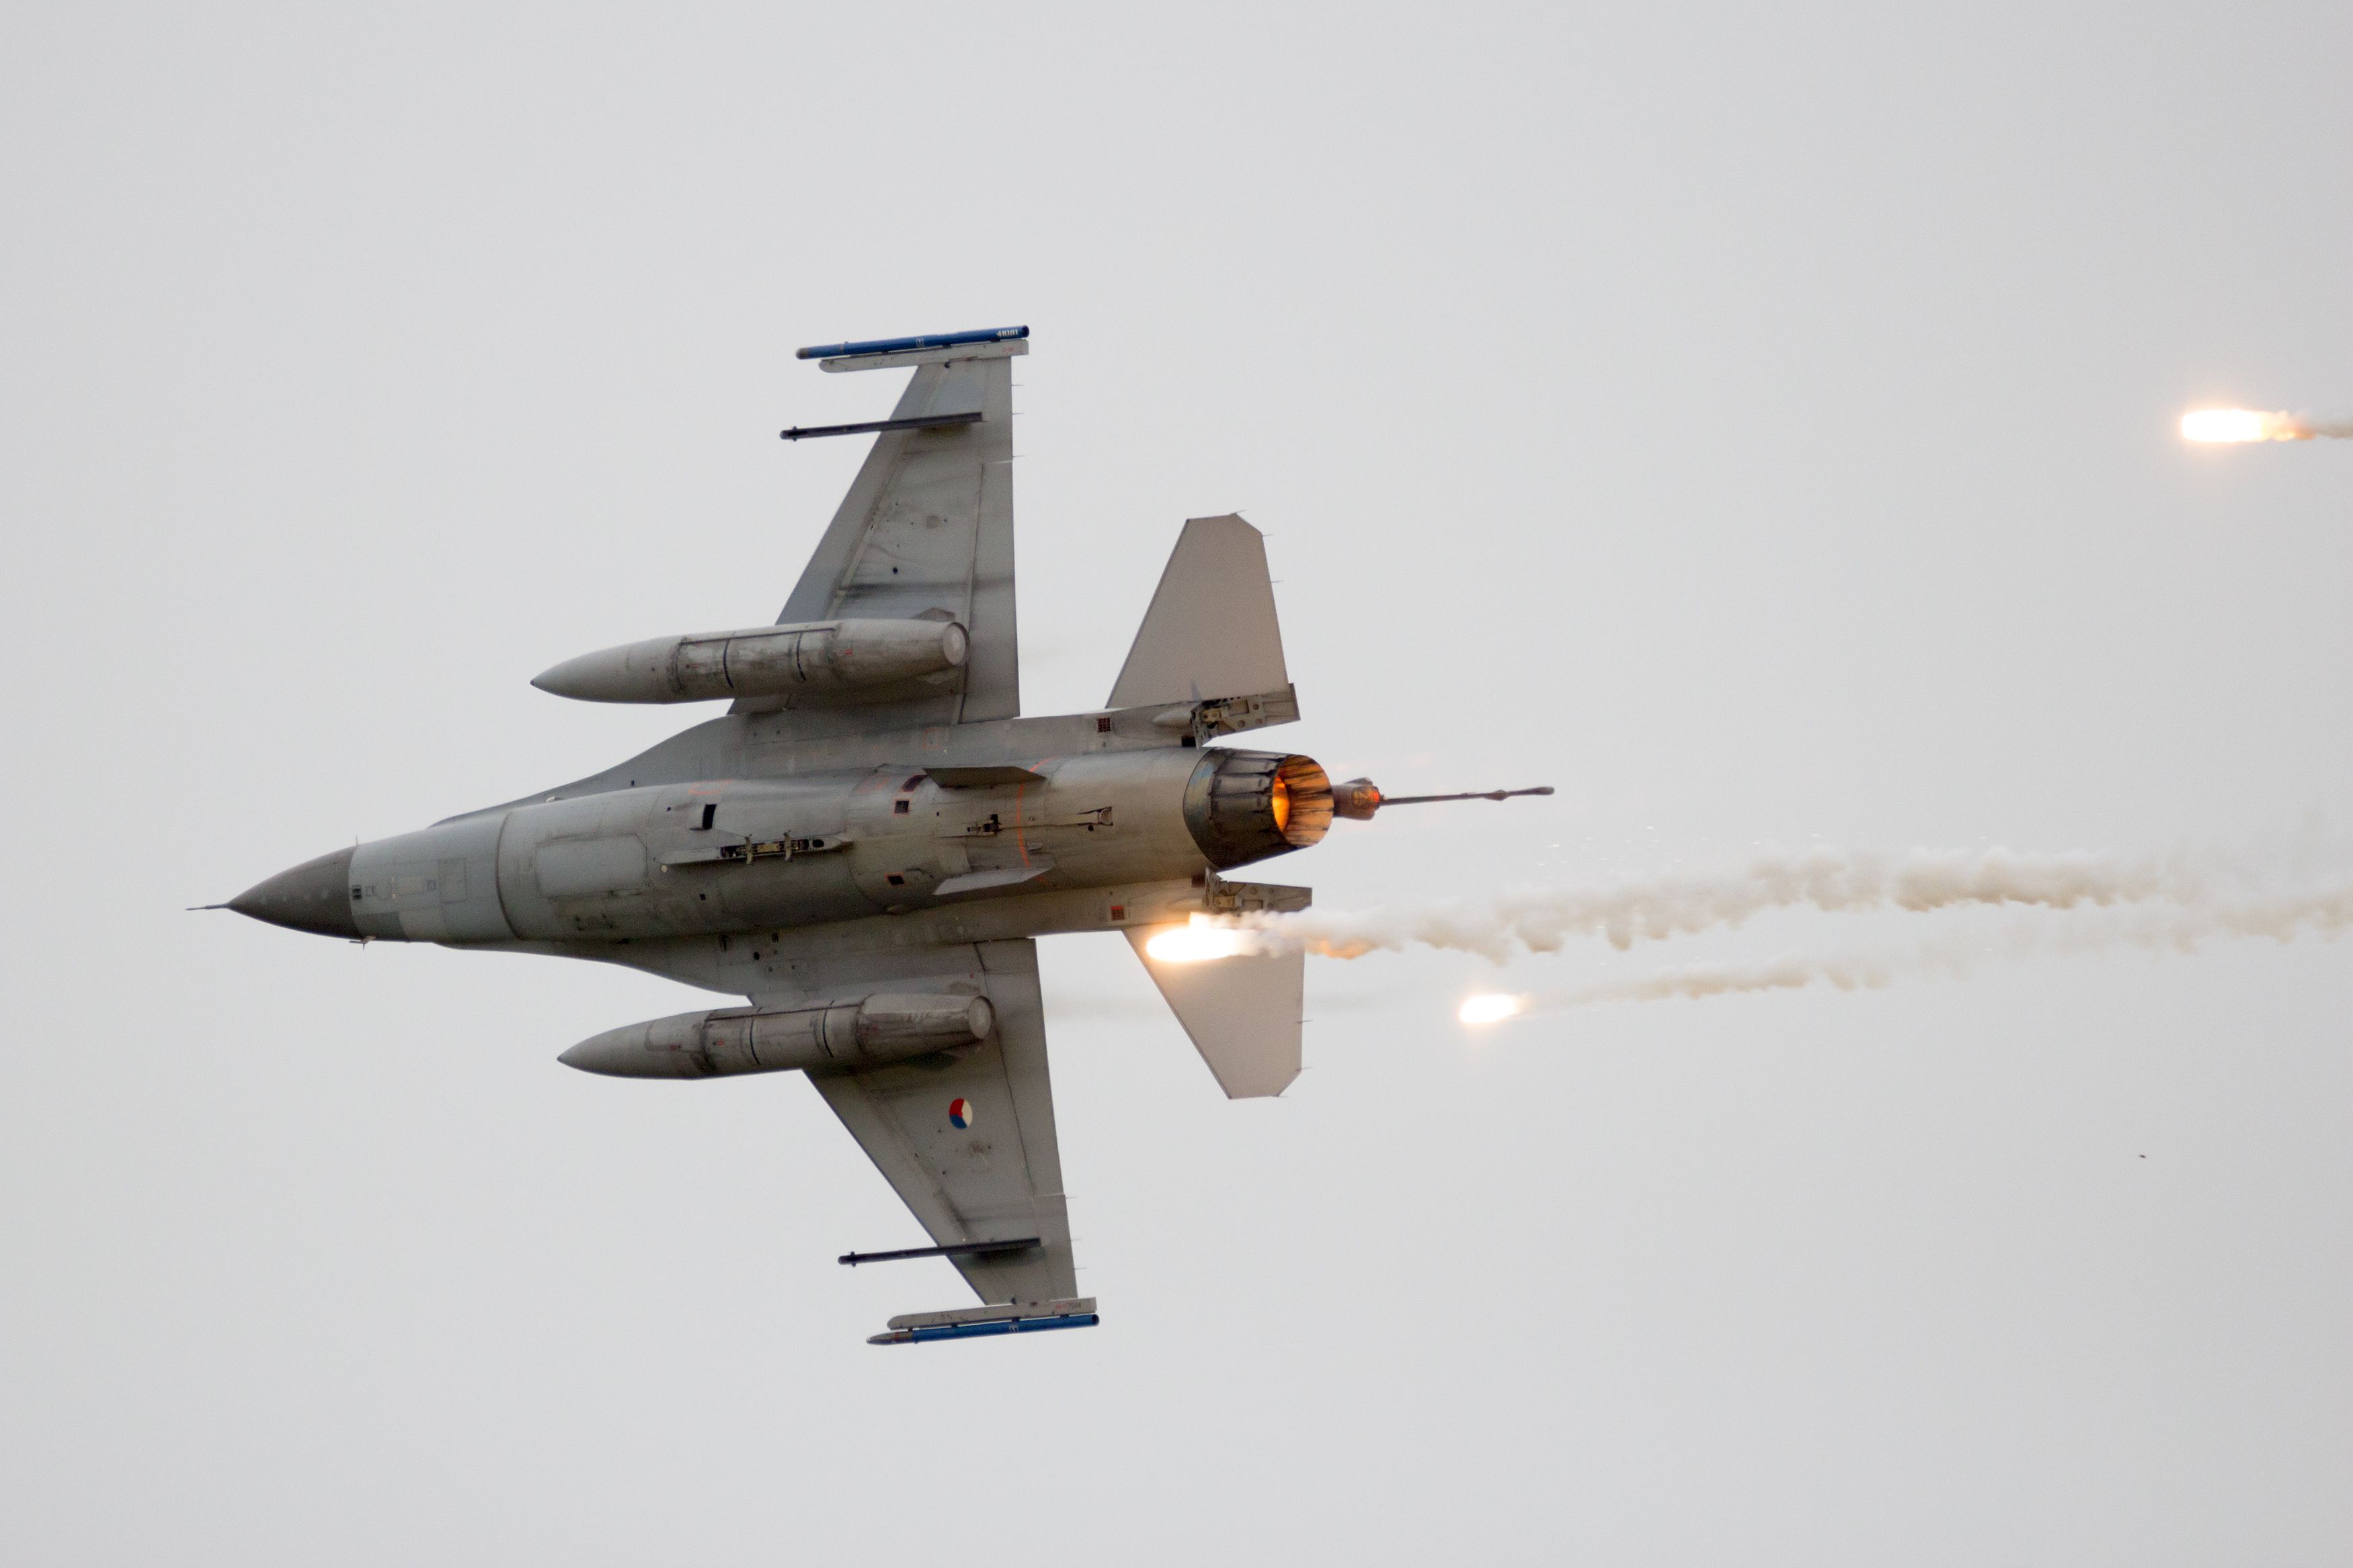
[947,1098,973,1130]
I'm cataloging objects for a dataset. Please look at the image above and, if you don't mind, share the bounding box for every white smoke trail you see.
[1468,889,2353,1016]
[1226,846,2217,962]
[1543,949,1921,1007]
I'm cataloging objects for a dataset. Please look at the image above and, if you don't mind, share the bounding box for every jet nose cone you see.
[229,847,361,938]
[555,1036,628,1073]
[559,1021,703,1078]
[530,651,624,702]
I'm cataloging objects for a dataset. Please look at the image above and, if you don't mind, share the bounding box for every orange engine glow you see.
[1271,774,1291,834]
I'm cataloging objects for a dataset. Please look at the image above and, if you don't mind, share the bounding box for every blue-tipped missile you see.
[796,325,1029,361]
[868,1311,1100,1346]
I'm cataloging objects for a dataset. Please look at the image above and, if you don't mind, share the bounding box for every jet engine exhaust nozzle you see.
[1183,750,1333,870]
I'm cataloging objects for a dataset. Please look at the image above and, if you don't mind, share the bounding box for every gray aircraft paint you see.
[228,332,1338,1333]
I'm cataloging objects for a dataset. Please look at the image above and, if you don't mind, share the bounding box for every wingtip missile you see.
[795,325,1029,361]
[867,1313,1100,1346]
[866,1298,1101,1346]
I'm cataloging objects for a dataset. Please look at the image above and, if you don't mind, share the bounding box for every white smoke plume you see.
[1226,847,2222,962]
[1465,889,2353,1016]
[1542,949,1924,1007]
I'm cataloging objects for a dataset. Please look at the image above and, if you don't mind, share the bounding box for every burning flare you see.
[1144,916,1267,964]
[2181,409,2353,443]
[1458,993,1527,1025]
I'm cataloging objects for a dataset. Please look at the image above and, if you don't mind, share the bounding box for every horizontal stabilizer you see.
[1126,926,1303,1098]
[1109,515,1293,712]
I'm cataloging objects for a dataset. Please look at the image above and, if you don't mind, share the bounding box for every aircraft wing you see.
[737,335,1023,727]
[765,936,1079,1311]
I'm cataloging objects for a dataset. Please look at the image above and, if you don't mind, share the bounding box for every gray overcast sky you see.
[5,4,2350,1563]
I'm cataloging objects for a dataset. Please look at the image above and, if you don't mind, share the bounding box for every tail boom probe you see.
[1328,779,1554,819]
[1378,786,1556,807]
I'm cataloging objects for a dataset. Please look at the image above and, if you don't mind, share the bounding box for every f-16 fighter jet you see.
[223,327,1544,1344]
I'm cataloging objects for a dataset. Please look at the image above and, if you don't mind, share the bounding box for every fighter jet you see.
[223,327,1545,1344]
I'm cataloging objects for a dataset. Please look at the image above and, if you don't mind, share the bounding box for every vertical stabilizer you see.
[1108,515,1291,710]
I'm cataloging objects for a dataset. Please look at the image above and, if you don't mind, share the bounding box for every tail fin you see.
[1126,930,1303,1099]
[1108,515,1293,711]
